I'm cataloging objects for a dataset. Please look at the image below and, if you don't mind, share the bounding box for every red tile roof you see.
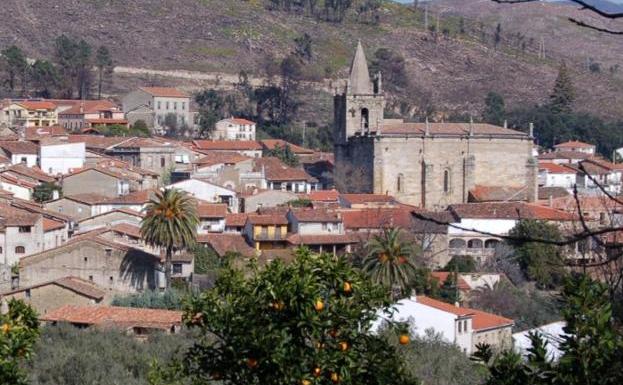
[59,100,119,115]
[194,152,251,167]
[247,213,289,226]
[109,223,142,238]
[305,189,340,202]
[42,217,65,231]
[104,190,154,205]
[139,87,188,98]
[539,162,576,174]
[430,272,471,291]
[254,157,316,182]
[86,118,128,125]
[25,125,68,140]
[381,122,527,137]
[290,208,341,222]
[197,233,255,257]
[192,140,262,151]
[260,139,314,155]
[416,296,514,331]
[538,151,591,161]
[63,193,111,205]
[0,203,40,226]
[225,213,248,227]
[1,276,106,301]
[77,208,144,223]
[67,135,128,150]
[554,140,594,149]
[0,140,39,155]
[449,202,577,221]
[197,202,228,218]
[225,117,255,125]
[340,193,395,205]
[41,305,183,330]
[341,208,414,230]
[3,164,56,183]
[469,185,530,202]
[16,101,57,110]
[0,174,38,189]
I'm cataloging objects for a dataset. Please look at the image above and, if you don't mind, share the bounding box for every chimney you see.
[548,194,553,207]
[425,117,430,136]
[529,122,534,138]
[503,120,508,129]
[469,117,474,137]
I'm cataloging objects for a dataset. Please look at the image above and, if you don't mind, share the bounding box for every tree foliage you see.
[1,45,28,93]
[95,45,114,99]
[32,182,62,203]
[28,324,193,385]
[0,299,40,385]
[153,249,418,385]
[362,228,419,297]
[111,289,187,310]
[475,275,623,385]
[442,255,477,273]
[549,62,575,114]
[507,220,567,289]
[141,188,198,289]
[264,143,300,167]
[370,48,409,93]
[482,92,505,126]
[54,35,94,99]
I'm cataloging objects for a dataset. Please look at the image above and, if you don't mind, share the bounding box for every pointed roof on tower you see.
[349,41,373,95]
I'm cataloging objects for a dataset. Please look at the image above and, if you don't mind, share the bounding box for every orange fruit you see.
[314,299,324,312]
[328,328,338,338]
[330,372,340,384]
[301,380,312,385]
[1,324,10,334]
[343,281,352,293]
[399,334,410,345]
[247,358,258,369]
[338,341,349,351]
[312,367,322,377]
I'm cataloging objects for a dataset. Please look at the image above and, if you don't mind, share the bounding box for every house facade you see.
[122,87,191,133]
[212,118,256,141]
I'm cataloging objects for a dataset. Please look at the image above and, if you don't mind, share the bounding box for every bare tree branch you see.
[492,0,623,34]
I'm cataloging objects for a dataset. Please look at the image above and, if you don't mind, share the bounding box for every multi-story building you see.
[58,100,126,131]
[122,87,191,133]
[212,118,256,141]
[0,100,58,128]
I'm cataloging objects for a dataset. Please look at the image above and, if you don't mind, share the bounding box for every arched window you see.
[443,169,450,193]
[485,239,500,249]
[467,239,483,249]
[15,246,25,254]
[361,108,369,131]
[449,239,466,249]
[396,173,404,193]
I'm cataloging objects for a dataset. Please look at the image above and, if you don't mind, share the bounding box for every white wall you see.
[11,154,38,168]
[448,218,517,237]
[168,179,238,212]
[0,181,32,200]
[545,173,575,188]
[40,142,86,175]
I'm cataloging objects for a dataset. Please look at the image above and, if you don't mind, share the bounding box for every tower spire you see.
[349,40,373,95]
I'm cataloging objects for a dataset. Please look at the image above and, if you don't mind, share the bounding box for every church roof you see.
[380,122,528,137]
[348,41,373,95]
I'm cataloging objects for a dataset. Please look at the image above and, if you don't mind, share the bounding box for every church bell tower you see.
[334,41,385,145]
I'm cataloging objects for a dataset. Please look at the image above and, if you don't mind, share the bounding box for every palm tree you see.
[362,227,418,298]
[141,188,198,289]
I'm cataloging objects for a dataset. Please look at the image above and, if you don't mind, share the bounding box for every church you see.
[333,42,538,210]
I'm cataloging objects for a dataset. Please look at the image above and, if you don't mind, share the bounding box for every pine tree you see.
[549,62,575,114]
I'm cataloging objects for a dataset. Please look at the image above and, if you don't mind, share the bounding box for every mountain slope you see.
[2,0,622,120]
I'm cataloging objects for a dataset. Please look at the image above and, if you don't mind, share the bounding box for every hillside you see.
[2,0,623,121]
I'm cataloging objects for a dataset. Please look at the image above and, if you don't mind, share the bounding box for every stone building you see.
[122,87,191,134]
[334,42,537,210]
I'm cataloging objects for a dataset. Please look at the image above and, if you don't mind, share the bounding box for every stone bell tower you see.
[334,41,385,145]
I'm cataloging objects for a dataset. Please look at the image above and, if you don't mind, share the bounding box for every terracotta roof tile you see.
[139,87,188,98]
[197,202,228,218]
[225,117,255,125]
[0,140,39,154]
[58,100,119,115]
[416,296,514,331]
[16,101,57,110]
[41,305,182,330]
[340,193,395,205]
[42,217,65,231]
[3,164,56,183]
[194,152,251,167]
[381,122,527,137]
[225,213,247,227]
[305,189,340,202]
[430,272,471,291]
[539,162,576,174]
[253,157,316,182]
[469,185,530,202]
[25,125,68,140]
[110,223,141,238]
[64,193,111,205]
[290,208,341,222]
[0,203,40,226]
[1,276,106,300]
[554,141,594,149]
[247,212,288,225]
[104,190,154,205]
[67,135,128,150]
[196,233,255,257]
[192,140,262,151]
[449,202,577,221]
[260,139,314,155]
[538,151,591,161]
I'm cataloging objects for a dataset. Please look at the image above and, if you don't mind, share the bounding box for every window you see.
[449,239,466,249]
[84,257,88,262]
[463,320,468,331]
[173,102,177,110]
[57,206,63,213]
[396,173,404,193]
[173,264,182,274]
[443,169,450,193]
[25,289,31,299]
[458,321,462,333]
[18,226,31,233]
[88,275,93,282]
[157,101,161,110]
[109,276,114,285]
[361,108,369,131]
[20,157,27,164]
[166,101,169,109]
[105,249,112,257]
[467,239,483,249]
[485,239,500,249]
[15,246,25,254]
[160,157,166,167]
[181,102,186,110]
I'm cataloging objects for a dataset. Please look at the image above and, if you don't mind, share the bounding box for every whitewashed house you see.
[212,118,256,141]
[167,179,238,212]
[39,141,85,175]
[538,162,576,189]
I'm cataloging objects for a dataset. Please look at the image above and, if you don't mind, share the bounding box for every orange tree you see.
[0,299,40,385]
[152,249,418,385]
